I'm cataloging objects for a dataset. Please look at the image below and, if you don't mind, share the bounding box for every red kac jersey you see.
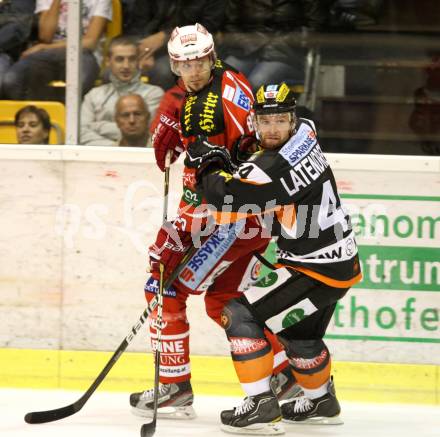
[177,60,255,232]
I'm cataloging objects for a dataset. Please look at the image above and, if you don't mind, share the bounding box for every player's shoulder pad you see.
[298,117,317,135]
[222,71,254,112]
[252,148,286,174]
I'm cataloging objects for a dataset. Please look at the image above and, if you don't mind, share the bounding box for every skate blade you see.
[220,421,285,435]
[283,415,343,425]
[131,405,197,420]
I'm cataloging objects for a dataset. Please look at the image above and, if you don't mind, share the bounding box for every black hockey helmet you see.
[253,83,296,115]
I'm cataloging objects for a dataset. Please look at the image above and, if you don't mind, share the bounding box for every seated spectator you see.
[3,0,112,101]
[80,36,163,146]
[328,0,384,30]
[0,0,35,97]
[124,0,225,90]
[114,94,150,147]
[220,0,326,89]
[14,105,51,144]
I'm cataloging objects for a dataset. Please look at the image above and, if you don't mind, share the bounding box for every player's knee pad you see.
[221,298,266,339]
[221,297,271,360]
[279,338,330,374]
[204,291,240,326]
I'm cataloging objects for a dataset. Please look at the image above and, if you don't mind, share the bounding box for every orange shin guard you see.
[291,359,331,389]
[233,350,274,384]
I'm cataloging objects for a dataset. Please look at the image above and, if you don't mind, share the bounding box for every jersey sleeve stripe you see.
[236,178,266,186]
[210,205,282,224]
[211,210,254,224]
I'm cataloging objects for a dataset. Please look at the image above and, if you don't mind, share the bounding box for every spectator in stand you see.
[14,105,51,144]
[80,36,163,146]
[3,0,112,101]
[121,0,158,40]
[327,0,384,30]
[220,0,327,89]
[123,0,226,90]
[114,94,150,147]
[0,0,35,98]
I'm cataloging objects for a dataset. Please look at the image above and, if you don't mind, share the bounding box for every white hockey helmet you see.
[168,23,216,75]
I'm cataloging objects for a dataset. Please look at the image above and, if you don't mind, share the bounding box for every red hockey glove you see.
[148,221,192,277]
[231,135,260,164]
[152,109,185,172]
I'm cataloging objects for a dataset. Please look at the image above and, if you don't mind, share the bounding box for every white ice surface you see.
[1,388,439,437]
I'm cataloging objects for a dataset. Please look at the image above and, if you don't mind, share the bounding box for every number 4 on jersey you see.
[318,180,349,232]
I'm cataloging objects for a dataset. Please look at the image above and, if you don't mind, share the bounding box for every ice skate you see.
[130,380,196,419]
[220,390,285,435]
[281,377,343,425]
[270,366,303,401]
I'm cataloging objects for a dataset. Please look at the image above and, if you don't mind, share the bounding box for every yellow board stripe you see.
[1,348,439,405]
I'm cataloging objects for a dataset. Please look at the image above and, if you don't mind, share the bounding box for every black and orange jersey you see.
[199,118,362,288]
[176,60,255,231]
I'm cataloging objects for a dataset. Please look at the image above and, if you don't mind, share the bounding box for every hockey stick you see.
[140,152,171,437]
[140,262,165,437]
[23,153,190,425]
[162,151,171,223]
[24,245,197,424]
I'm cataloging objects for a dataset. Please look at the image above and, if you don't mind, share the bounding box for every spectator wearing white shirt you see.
[80,36,163,146]
[3,0,112,101]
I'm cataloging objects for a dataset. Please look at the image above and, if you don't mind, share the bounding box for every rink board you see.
[0,145,439,403]
[1,348,439,405]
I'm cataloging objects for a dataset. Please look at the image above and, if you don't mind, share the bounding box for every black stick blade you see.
[140,419,156,437]
[24,404,79,424]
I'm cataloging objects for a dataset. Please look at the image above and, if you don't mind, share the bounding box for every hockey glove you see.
[231,135,260,164]
[148,220,192,278]
[152,108,185,172]
[185,137,237,182]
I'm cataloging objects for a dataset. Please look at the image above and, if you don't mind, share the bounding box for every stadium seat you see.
[107,0,122,41]
[0,100,65,144]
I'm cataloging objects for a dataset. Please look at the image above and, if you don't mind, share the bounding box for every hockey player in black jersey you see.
[184,83,362,435]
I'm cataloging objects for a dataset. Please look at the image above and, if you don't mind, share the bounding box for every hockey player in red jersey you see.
[185,83,362,434]
[130,25,298,420]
